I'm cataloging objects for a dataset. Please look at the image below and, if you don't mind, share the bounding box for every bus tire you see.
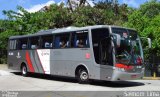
[78,68,89,84]
[21,64,28,77]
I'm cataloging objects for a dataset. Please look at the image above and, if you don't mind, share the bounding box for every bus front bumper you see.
[111,68,144,81]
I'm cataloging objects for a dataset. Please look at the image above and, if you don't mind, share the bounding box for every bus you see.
[7,25,151,83]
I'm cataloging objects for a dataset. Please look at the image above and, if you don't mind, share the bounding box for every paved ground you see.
[0,64,160,91]
[1,64,160,97]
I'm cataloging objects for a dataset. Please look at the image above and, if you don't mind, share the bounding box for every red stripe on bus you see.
[36,50,45,74]
[26,51,35,72]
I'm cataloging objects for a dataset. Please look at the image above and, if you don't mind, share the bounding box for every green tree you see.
[124,0,160,56]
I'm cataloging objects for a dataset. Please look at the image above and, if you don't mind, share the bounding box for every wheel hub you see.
[80,71,88,81]
[22,67,26,75]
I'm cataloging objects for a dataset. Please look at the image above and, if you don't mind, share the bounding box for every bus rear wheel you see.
[78,69,89,84]
[21,65,28,77]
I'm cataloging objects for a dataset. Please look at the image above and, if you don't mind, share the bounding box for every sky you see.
[0,0,157,19]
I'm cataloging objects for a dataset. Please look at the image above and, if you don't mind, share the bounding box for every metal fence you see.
[144,54,160,77]
[0,50,7,64]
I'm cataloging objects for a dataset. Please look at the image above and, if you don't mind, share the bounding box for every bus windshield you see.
[112,28,143,66]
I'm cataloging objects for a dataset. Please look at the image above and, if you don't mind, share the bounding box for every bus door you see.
[91,28,114,79]
[99,37,113,66]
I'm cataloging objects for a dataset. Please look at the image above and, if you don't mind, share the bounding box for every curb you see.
[143,77,160,80]
[0,64,8,70]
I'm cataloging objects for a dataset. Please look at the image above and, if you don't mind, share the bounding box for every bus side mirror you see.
[147,38,151,48]
[140,37,151,50]
[112,34,121,47]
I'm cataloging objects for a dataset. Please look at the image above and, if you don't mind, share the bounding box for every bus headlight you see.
[115,63,133,72]
[117,68,125,72]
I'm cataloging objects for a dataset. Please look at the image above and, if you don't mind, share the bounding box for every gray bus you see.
[7,25,151,83]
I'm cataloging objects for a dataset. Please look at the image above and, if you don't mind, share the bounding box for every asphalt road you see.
[0,65,160,97]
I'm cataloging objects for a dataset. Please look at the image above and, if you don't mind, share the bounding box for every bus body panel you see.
[8,50,19,70]
[50,48,98,78]
[8,49,99,79]
[8,50,48,73]
[36,49,51,74]
[99,65,113,80]
[8,48,107,80]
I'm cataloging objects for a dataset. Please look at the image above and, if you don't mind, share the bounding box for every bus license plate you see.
[131,75,137,78]
[137,66,142,68]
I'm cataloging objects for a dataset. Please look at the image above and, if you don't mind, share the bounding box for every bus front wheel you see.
[21,65,28,77]
[78,69,89,84]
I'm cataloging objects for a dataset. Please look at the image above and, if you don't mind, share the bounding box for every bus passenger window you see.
[76,39,85,48]
[29,37,40,49]
[45,42,50,48]
[9,40,17,50]
[54,37,60,48]
[41,35,53,49]
[31,45,38,49]
[60,40,67,48]
[71,30,89,48]
[22,44,27,49]
[54,33,70,49]
[19,38,28,50]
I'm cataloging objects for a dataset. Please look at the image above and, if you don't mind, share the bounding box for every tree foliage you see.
[124,0,160,56]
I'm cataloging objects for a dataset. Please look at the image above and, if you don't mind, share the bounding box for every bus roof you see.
[9,25,136,39]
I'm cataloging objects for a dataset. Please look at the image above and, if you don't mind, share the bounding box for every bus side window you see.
[54,33,70,49]
[19,38,28,50]
[86,37,89,47]
[54,36,60,48]
[29,37,40,49]
[45,42,50,48]
[73,31,89,48]
[73,33,77,47]
[41,35,53,49]
[22,44,27,49]
[9,40,17,50]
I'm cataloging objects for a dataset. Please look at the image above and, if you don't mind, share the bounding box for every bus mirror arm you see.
[140,37,152,49]
[147,38,151,48]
